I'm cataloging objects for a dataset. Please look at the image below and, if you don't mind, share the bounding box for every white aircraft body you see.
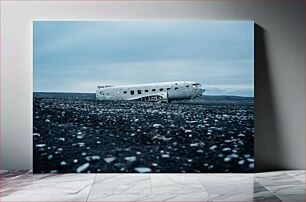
[96,81,204,102]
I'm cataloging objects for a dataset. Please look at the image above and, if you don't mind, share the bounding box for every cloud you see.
[33,21,254,96]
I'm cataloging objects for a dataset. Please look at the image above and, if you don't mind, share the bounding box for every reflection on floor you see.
[0,170,305,201]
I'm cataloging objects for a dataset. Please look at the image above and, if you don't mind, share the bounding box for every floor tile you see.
[211,193,282,202]
[88,194,211,202]
[256,173,305,195]
[0,194,88,202]
[253,194,282,202]
[253,181,271,194]
[275,194,306,202]
[197,174,254,195]
[1,170,306,202]
[255,171,294,180]
[90,174,151,195]
[210,194,253,201]
[150,174,207,195]
[286,170,306,183]
[1,173,96,196]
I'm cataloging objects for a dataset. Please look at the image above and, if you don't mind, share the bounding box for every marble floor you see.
[0,170,305,202]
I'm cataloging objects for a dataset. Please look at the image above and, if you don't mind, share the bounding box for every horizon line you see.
[33,91,254,98]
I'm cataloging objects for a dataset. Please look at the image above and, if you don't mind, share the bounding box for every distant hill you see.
[172,95,253,104]
[33,92,96,100]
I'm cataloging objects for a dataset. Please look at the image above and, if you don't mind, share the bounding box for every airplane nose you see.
[198,88,205,96]
[194,87,204,97]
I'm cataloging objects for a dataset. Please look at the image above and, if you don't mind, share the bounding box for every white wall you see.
[1,0,304,170]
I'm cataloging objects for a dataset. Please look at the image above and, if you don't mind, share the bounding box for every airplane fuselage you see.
[96,81,204,102]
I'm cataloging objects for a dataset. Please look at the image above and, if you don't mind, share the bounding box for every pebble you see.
[209,145,218,150]
[134,167,152,173]
[247,158,254,162]
[196,124,205,128]
[76,163,90,173]
[60,161,67,166]
[230,154,239,158]
[152,135,172,141]
[85,156,101,161]
[187,121,198,124]
[238,160,245,165]
[36,144,46,148]
[224,157,231,162]
[153,124,162,128]
[50,170,58,173]
[190,143,199,147]
[222,148,231,152]
[124,156,137,162]
[104,157,116,163]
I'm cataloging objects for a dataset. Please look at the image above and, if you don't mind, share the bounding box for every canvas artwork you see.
[33,21,254,173]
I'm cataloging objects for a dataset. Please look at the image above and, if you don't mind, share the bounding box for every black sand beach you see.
[33,93,254,173]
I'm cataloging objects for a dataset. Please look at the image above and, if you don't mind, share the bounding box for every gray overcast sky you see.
[33,21,254,96]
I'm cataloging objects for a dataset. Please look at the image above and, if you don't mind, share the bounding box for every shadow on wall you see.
[255,24,285,172]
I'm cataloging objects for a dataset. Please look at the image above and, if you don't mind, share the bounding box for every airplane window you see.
[175,87,178,90]
[152,89,156,92]
[123,91,127,94]
[145,89,148,92]
[186,85,189,87]
[138,90,141,94]
[130,90,134,95]
[160,88,163,91]
[167,88,171,91]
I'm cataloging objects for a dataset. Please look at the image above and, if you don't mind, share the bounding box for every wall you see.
[1,0,304,171]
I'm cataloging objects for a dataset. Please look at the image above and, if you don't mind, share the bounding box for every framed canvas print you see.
[33,21,254,173]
